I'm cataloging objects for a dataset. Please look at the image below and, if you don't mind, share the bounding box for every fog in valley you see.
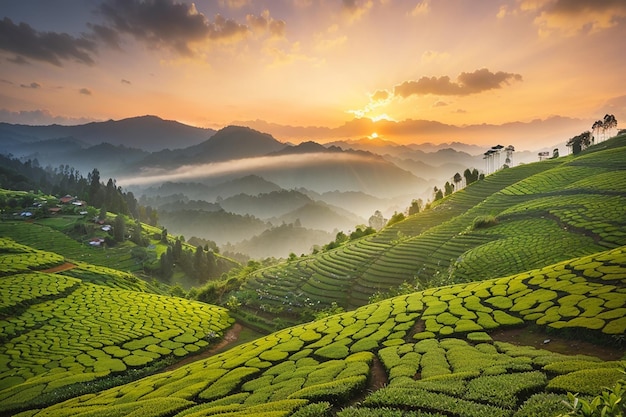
[0,116,541,259]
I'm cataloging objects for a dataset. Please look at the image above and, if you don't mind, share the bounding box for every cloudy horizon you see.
[1,0,625,147]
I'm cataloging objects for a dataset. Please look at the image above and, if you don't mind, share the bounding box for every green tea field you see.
[9,245,624,416]
[0,238,234,414]
[231,135,626,327]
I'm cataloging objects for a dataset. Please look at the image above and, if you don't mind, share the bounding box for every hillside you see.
[0,134,625,416]
[8,245,624,416]
[0,115,214,152]
[0,238,234,414]
[225,134,626,327]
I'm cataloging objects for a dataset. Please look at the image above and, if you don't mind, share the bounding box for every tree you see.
[194,245,207,282]
[386,211,405,226]
[444,181,454,196]
[159,248,173,281]
[453,172,462,190]
[113,215,126,243]
[173,238,183,261]
[99,205,107,221]
[433,186,444,201]
[592,119,603,143]
[368,210,385,230]
[131,220,144,245]
[566,131,591,155]
[88,168,102,207]
[603,114,618,139]
[408,199,422,215]
[551,148,560,159]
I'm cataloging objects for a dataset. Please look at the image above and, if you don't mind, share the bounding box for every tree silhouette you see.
[408,199,422,215]
[566,131,591,155]
[592,119,603,143]
[453,172,462,190]
[603,114,618,139]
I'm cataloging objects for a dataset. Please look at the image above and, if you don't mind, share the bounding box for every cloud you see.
[121,79,131,84]
[97,0,246,55]
[117,152,374,187]
[79,88,92,95]
[496,5,509,19]
[0,17,97,66]
[420,50,450,63]
[246,10,286,38]
[409,0,430,17]
[0,108,96,125]
[87,23,123,50]
[600,95,626,122]
[96,0,285,56]
[393,68,522,98]
[314,24,347,51]
[519,0,626,35]
[20,82,41,89]
[433,100,448,107]
[219,0,250,9]
[371,90,390,101]
[7,55,29,65]
[342,0,374,22]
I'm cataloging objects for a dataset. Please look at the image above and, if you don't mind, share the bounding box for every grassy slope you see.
[1,135,625,416]
[234,135,626,325]
[16,244,625,416]
[0,238,234,414]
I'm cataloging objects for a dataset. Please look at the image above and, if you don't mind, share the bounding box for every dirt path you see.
[163,323,243,372]
[491,327,624,361]
[41,262,75,273]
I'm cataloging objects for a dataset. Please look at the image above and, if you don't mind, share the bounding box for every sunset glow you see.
[1,0,625,149]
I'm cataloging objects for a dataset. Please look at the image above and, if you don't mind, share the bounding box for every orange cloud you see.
[393,68,522,98]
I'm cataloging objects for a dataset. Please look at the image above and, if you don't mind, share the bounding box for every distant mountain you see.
[125,126,429,199]
[254,152,427,198]
[299,189,409,219]
[158,209,268,246]
[277,201,364,233]
[270,141,342,155]
[234,115,589,151]
[220,190,313,219]
[138,125,285,168]
[224,223,333,259]
[209,175,283,200]
[0,115,215,152]
[135,175,283,203]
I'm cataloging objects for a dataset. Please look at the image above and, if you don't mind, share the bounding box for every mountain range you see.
[0,115,563,258]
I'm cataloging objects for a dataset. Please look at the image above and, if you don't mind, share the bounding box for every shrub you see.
[289,375,367,404]
[547,368,625,396]
[514,392,570,417]
[467,332,492,342]
[472,215,498,229]
[290,401,332,417]
[364,387,512,417]
[464,371,547,408]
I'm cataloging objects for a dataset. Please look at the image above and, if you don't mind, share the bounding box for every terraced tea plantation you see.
[0,238,234,414]
[11,245,625,416]
[234,135,626,326]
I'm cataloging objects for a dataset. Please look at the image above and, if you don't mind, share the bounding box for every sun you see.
[369,132,379,139]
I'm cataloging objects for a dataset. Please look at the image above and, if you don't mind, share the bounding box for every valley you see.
[0,122,624,417]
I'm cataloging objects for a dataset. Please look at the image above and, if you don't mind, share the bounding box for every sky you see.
[1,0,625,149]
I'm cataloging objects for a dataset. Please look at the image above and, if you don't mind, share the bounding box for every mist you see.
[117,152,376,187]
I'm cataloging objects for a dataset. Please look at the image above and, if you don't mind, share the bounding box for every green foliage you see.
[547,368,626,396]
[472,215,498,229]
[558,374,626,417]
